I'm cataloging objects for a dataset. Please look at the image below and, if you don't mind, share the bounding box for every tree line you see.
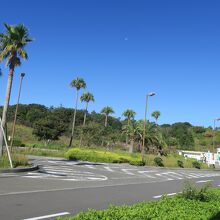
[0,103,202,153]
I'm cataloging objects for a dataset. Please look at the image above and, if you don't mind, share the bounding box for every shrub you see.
[192,161,201,169]
[13,139,22,147]
[58,188,220,220]
[154,157,164,167]
[180,182,213,202]
[129,160,145,166]
[177,160,184,168]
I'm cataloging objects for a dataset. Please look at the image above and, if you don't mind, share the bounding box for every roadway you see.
[0,155,220,220]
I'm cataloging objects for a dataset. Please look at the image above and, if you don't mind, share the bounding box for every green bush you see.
[192,161,201,169]
[129,160,145,166]
[180,182,214,202]
[58,188,220,220]
[177,160,184,168]
[65,148,141,165]
[154,157,164,167]
[13,139,22,147]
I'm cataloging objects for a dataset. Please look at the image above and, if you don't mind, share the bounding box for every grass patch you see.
[65,148,210,169]
[58,187,220,220]
[65,148,142,165]
[0,153,29,168]
[16,148,66,158]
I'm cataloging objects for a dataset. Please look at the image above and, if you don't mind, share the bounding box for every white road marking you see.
[121,169,137,175]
[83,165,96,169]
[153,192,179,199]
[23,212,70,220]
[161,172,183,180]
[167,192,177,196]
[104,167,114,172]
[153,195,163,199]
[155,173,173,180]
[196,179,213,183]
[138,171,156,178]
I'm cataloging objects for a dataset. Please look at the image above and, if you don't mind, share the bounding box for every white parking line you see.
[153,192,179,199]
[196,179,213,183]
[121,169,137,175]
[138,171,156,178]
[23,212,70,220]
[104,167,114,172]
[155,173,173,180]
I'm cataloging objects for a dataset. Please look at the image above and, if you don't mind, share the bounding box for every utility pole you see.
[142,92,156,163]
[212,118,220,161]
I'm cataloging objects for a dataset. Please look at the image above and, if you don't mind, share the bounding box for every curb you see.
[0,165,39,174]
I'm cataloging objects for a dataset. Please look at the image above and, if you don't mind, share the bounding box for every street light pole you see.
[141,92,156,163]
[212,118,220,161]
[10,73,25,152]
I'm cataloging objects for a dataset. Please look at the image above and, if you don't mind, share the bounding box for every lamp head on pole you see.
[148,92,156,97]
[20,73,25,78]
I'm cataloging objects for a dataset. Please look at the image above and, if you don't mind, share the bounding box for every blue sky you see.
[0,0,220,126]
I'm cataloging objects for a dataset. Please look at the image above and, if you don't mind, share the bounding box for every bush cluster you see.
[177,160,184,168]
[192,161,201,169]
[65,148,143,165]
[154,157,164,167]
[58,188,220,220]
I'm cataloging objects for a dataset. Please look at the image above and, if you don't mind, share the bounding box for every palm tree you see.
[69,77,86,147]
[79,92,95,146]
[122,121,141,153]
[136,120,166,154]
[151,111,161,124]
[100,106,114,127]
[122,109,136,145]
[0,23,32,156]
[122,109,136,125]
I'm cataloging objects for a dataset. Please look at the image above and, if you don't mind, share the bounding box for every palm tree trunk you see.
[105,114,108,127]
[0,67,14,157]
[79,102,88,146]
[68,89,79,147]
[126,119,130,145]
[129,138,134,153]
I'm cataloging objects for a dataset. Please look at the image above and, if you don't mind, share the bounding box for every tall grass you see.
[0,153,29,168]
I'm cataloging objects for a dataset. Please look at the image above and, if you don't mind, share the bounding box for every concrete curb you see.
[0,165,39,174]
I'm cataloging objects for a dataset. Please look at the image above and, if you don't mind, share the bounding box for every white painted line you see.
[167,192,177,196]
[23,212,70,220]
[138,171,156,178]
[155,173,173,180]
[162,172,183,180]
[84,165,96,169]
[153,195,163,199]
[121,169,137,175]
[196,180,213,183]
[153,192,179,199]
[104,167,114,172]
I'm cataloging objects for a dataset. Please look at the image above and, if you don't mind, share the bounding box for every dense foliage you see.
[65,148,207,168]
[1,104,218,152]
[58,188,220,220]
